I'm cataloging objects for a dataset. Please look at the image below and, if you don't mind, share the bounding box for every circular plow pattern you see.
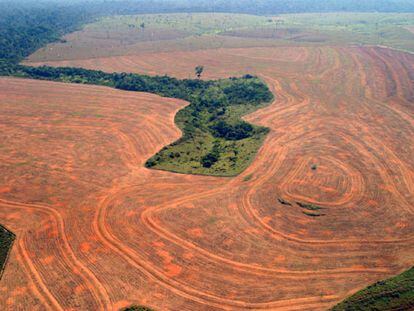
[1,45,414,310]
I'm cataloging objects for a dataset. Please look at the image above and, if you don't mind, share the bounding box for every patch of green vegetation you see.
[243,174,253,182]
[296,202,323,211]
[13,161,32,167]
[145,77,272,176]
[207,216,219,225]
[332,266,414,311]
[0,225,15,279]
[3,65,272,176]
[51,119,66,125]
[121,306,152,311]
[302,211,325,217]
[297,202,325,217]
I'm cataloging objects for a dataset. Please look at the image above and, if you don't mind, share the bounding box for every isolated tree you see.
[195,65,204,79]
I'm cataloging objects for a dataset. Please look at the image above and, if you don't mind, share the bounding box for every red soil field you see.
[2,45,414,310]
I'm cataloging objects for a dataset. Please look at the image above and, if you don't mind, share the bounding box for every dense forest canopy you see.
[0,5,91,62]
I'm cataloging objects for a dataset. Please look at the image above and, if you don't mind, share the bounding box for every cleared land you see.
[277,13,414,52]
[1,38,414,310]
[25,12,414,64]
[25,13,276,62]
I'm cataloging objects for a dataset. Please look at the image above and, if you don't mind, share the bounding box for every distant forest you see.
[1,0,414,65]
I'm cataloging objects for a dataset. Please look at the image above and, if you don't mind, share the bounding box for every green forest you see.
[0,4,93,63]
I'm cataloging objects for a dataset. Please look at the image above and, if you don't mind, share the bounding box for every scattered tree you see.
[195,65,204,79]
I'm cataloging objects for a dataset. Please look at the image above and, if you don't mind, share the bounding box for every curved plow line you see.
[0,199,112,309]
[93,185,343,309]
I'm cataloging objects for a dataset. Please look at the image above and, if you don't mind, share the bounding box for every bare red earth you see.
[1,45,414,310]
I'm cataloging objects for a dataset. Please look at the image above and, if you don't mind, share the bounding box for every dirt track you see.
[1,46,414,310]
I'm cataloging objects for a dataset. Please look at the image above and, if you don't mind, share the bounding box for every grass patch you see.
[332,266,414,310]
[207,216,219,225]
[0,225,15,279]
[297,202,323,211]
[13,161,31,167]
[243,174,253,182]
[297,202,325,217]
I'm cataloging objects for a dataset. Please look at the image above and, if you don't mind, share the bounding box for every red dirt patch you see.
[1,44,414,310]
